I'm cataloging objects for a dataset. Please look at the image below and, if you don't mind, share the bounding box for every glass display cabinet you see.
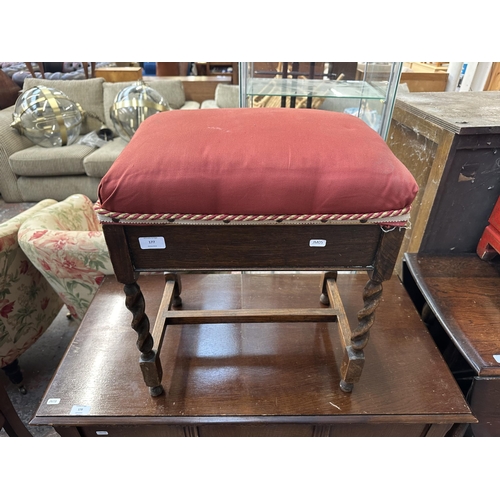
[238,62,403,139]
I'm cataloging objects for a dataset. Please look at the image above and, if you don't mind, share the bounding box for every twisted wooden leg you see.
[320,272,384,393]
[124,282,163,396]
[351,279,383,351]
[340,278,383,392]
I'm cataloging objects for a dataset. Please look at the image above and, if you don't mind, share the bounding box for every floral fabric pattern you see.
[0,199,63,369]
[18,194,114,323]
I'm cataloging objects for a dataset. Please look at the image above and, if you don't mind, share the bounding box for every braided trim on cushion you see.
[94,202,411,226]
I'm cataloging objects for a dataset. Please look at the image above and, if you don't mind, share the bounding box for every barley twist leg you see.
[351,279,383,351]
[124,283,153,355]
[123,282,163,396]
[339,278,383,393]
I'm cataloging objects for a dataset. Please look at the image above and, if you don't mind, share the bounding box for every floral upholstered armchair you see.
[0,199,63,393]
[18,194,114,323]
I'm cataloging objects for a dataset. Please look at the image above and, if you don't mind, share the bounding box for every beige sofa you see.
[0,77,200,202]
[201,84,240,109]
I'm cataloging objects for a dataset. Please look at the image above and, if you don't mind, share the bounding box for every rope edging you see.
[93,202,412,225]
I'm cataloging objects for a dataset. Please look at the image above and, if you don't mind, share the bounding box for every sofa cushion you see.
[200,99,217,109]
[83,138,127,178]
[147,80,188,109]
[98,108,418,218]
[17,175,102,203]
[9,143,94,176]
[22,78,106,134]
[180,100,202,110]
[215,84,239,108]
[201,85,240,109]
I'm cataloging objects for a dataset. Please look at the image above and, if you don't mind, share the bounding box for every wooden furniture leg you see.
[123,279,163,396]
[1,359,27,394]
[82,62,96,79]
[477,197,500,260]
[102,224,162,396]
[306,62,315,108]
[280,62,289,108]
[25,62,45,79]
[123,273,183,396]
[0,383,31,436]
[477,225,500,260]
[320,272,381,392]
[319,228,405,391]
[290,62,299,108]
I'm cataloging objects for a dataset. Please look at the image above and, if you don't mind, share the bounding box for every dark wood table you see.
[403,253,500,437]
[32,272,475,437]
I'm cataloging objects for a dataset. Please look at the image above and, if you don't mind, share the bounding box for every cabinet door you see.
[469,377,500,437]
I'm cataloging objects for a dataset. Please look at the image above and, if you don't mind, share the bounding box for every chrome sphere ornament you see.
[109,81,170,142]
[10,86,84,147]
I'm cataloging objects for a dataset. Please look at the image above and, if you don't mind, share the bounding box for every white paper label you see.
[70,405,91,416]
[139,236,166,249]
[310,239,327,247]
[493,354,500,363]
[47,398,60,405]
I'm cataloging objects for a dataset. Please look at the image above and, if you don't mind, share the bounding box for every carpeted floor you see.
[1,196,79,437]
[0,198,36,222]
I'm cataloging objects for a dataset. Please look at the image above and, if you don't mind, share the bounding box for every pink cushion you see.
[98,108,417,216]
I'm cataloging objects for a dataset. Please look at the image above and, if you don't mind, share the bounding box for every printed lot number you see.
[139,236,166,249]
[310,239,327,247]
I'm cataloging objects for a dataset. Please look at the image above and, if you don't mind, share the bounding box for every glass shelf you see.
[246,78,386,100]
[239,62,403,139]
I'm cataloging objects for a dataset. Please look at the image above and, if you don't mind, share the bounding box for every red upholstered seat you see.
[97,108,417,219]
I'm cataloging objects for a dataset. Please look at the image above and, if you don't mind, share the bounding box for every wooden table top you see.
[404,253,500,377]
[395,91,500,135]
[32,272,474,427]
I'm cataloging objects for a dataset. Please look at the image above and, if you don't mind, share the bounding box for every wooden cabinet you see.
[399,72,448,92]
[391,92,500,436]
[94,67,142,82]
[387,91,500,276]
[484,62,500,90]
[403,253,500,437]
[31,273,474,437]
[405,62,448,73]
[196,62,239,85]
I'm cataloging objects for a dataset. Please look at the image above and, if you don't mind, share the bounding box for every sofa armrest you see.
[0,199,58,251]
[19,228,115,277]
[0,105,33,202]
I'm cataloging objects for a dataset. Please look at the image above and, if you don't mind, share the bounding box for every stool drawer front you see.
[121,224,382,271]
